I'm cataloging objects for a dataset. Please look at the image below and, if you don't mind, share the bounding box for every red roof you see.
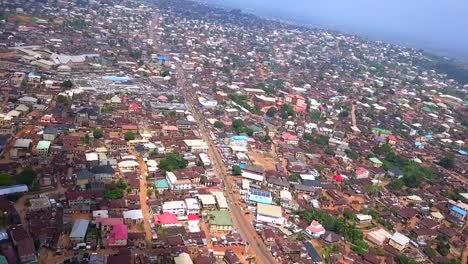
[356,167,368,175]
[388,135,397,141]
[128,103,139,111]
[154,212,178,225]
[108,224,128,246]
[333,175,344,182]
[188,214,200,221]
[306,220,325,233]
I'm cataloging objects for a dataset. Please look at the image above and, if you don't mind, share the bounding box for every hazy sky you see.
[205,0,468,60]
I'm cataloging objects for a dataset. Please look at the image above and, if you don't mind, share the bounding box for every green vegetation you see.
[101,105,114,113]
[290,173,299,182]
[147,189,153,197]
[377,146,438,189]
[324,148,335,156]
[61,80,73,88]
[439,154,455,169]
[303,133,329,145]
[280,104,295,119]
[104,189,124,200]
[17,167,37,186]
[213,121,224,129]
[232,119,245,134]
[309,110,322,121]
[158,152,188,172]
[232,165,242,176]
[345,149,359,160]
[300,209,368,255]
[423,247,437,258]
[266,107,277,117]
[396,254,420,264]
[0,173,13,186]
[228,94,263,115]
[124,131,135,141]
[437,242,450,256]
[93,128,104,139]
[81,134,90,144]
[56,95,68,104]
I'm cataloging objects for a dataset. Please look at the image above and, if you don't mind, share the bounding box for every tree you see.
[345,149,359,160]
[56,95,68,104]
[388,179,404,192]
[396,255,419,264]
[93,128,103,139]
[245,128,254,137]
[290,173,299,182]
[232,119,245,134]
[104,189,124,200]
[61,80,73,88]
[124,131,135,141]
[266,107,277,117]
[147,189,153,197]
[437,243,450,256]
[324,148,335,156]
[81,134,90,144]
[0,173,12,186]
[17,168,37,186]
[439,154,455,169]
[158,153,188,172]
[424,247,437,258]
[161,70,170,77]
[375,144,393,157]
[280,104,295,119]
[214,121,224,129]
[232,165,242,176]
[296,233,305,241]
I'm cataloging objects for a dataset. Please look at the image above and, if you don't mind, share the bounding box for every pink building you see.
[305,220,326,238]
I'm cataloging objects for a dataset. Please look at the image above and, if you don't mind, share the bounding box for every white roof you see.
[242,171,264,182]
[123,209,144,220]
[118,160,139,168]
[211,191,228,209]
[174,253,193,264]
[85,152,99,161]
[163,200,187,210]
[356,214,372,221]
[147,160,158,167]
[198,194,216,205]
[92,210,109,219]
[257,203,282,218]
[14,139,32,148]
[0,185,28,195]
[367,228,392,245]
[185,198,200,210]
[280,190,292,200]
[184,139,208,148]
[391,232,410,246]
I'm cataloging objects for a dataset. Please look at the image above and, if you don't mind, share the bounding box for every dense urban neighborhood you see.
[0,0,467,264]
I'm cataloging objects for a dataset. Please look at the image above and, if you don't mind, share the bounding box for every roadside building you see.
[69,219,90,245]
[256,204,284,225]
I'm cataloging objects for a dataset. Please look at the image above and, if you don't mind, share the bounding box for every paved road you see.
[176,70,277,264]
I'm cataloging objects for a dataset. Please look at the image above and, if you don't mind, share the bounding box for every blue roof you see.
[451,206,467,216]
[239,164,246,169]
[458,150,468,156]
[103,76,131,82]
[425,134,433,140]
[415,141,423,147]
[248,189,272,204]
[156,56,169,61]
[231,135,249,141]
[28,72,36,77]
[263,117,272,121]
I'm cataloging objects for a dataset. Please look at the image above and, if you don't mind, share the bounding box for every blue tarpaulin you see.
[157,56,169,61]
[103,76,131,82]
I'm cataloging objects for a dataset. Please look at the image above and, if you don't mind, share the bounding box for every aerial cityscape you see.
[0,0,466,264]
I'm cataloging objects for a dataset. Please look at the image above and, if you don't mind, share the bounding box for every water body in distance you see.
[202,0,468,62]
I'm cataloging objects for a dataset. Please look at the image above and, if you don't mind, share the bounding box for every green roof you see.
[36,140,51,150]
[209,210,232,226]
[372,128,391,135]
[155,179,169,189]
[369,157,383,164]
[0,256,7,264]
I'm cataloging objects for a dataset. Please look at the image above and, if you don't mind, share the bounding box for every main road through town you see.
[148,11,277,263]
[176,69,278,264]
